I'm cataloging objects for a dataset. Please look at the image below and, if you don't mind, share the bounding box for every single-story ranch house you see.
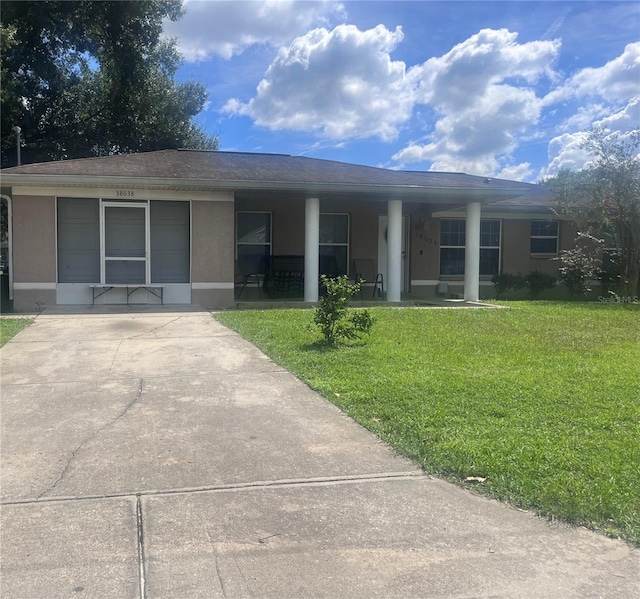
[0,149,571,311]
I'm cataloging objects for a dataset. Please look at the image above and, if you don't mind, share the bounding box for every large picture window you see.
[530,220,558,254]
[236,211,271,274]
[320,213,349,276]
[440,219,501,276]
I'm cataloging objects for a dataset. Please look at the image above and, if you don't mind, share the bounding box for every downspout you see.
[1,194,13,301]
[8,196,13,300]
[8,125,20,302]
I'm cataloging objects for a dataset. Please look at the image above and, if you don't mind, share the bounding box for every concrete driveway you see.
[1,308,637,598]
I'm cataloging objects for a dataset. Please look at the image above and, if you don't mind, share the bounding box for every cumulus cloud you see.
[164,0,345,61]
[539,132,591,178]
[495,163,533,182]
[558,104,612,132]
[541,97,640,179]
[394,29,559,174]
[223,24,412,141]
[543,41,640,104]
[594,97,640,132]
[536,41,639,180]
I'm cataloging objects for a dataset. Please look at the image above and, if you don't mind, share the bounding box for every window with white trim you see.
[236,211,272,274]
[439,219,501,276]
[530,220,558,254]
[320,213,349,276]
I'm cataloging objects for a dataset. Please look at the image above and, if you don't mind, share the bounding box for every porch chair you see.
[353,258,384,298]
[235,259,262,300]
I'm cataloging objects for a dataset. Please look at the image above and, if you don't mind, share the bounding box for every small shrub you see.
[313,275,374,345]
[524,271,556,299]
[491,272,526,299]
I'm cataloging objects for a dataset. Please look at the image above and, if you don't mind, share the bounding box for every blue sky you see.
[164,0,639,181]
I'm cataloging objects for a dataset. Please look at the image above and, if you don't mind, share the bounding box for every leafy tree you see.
[546,129,640,297]
[1,0,218,166]
[554,234,603,299]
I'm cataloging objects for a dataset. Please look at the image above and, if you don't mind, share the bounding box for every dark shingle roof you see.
[0,149,533,188]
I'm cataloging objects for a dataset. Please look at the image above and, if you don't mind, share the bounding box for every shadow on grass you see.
[300,338,371,353]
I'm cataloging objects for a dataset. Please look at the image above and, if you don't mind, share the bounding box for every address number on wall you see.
[116,190,135,198]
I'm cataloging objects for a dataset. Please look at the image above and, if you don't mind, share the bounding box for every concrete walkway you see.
[1,308,637,598]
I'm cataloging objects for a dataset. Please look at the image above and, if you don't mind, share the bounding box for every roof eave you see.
[1,173,538,202]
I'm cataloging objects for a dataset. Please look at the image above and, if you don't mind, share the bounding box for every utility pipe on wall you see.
[12,126,21,166]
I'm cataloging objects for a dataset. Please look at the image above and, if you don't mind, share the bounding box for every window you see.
[439,219,501,276]
[236,211,271,274]
[320,213,349,276]
[530,220,558,254]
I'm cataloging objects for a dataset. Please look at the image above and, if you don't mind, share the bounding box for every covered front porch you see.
[234,194,484,304]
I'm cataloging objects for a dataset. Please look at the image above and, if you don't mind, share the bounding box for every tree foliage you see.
[313,276,374,346]
[546,129,640,297]
[0,0,218,166]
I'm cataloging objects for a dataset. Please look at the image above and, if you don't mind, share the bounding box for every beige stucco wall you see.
[502,219,576,275]
[191,200,234,283]
[191,199,235,308]
[13,289,57,312]
[12,195,56,283]
[11,194,57,311]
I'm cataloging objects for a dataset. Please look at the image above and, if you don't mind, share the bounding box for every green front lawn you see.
[0,318,32,347]
[216,302,640,544]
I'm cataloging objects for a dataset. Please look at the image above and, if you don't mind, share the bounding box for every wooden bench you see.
[88,284,164,305]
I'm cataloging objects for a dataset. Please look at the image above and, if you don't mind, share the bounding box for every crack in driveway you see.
[36,378,145,500]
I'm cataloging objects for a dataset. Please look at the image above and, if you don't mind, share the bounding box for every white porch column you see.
[304,197,320,302]
[464,201,481,302]
[387,199,403,302]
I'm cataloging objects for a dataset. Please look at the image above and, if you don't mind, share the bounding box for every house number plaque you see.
[116,190,135,198]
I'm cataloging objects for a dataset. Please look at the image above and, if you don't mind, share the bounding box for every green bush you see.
[313,275,374,345]
[524,271,557,299]
[491,272,526,299]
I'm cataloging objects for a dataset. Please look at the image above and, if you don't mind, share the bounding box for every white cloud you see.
[495,162,533,182]
[539,132,591,179]
[223,24,412,141]
[411,29,559,110]
[594,97,640,132]
[540,97,640,179]
[543,41,640,105]
[164,0,346,61]
[394,29,559,175]
[558,104,611,132]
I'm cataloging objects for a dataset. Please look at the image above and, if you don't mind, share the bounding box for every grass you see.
[215,301,640,545]
[0,318,32,347]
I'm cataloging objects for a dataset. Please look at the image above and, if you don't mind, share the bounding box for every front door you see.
[377,215,410,293]
[101,201,149,284]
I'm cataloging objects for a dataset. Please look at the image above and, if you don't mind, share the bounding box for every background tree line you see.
[1,0,217,167]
